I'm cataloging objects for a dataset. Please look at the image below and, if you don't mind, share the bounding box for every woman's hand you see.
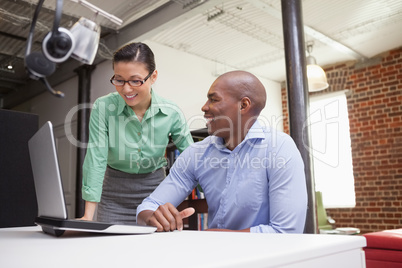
[78,201,97,221]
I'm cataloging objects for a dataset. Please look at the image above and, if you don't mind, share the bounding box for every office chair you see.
[316,191,360,235]
[316,191,335,230]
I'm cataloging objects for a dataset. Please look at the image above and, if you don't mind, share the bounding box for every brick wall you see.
[281,47,402,234]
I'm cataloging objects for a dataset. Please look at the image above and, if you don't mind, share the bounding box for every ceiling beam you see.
[3,0,219,108]
[0,77,26,85]
[103,0,225,50]
[303,25,366,60]
[246,0,367,60]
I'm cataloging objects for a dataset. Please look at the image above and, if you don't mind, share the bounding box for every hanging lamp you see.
[306,42,329,92]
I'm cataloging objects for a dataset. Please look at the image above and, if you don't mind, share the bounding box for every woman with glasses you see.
[80,42,193,224]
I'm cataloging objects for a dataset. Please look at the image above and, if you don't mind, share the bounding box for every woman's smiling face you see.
[112,61,156,109]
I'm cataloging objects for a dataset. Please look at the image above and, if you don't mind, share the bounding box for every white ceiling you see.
[0,0,401,107]
[145,0,402,81]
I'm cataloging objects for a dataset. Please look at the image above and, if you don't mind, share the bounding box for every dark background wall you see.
[0,109,38,227]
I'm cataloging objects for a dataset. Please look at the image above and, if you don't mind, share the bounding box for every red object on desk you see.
[363,229,402,268]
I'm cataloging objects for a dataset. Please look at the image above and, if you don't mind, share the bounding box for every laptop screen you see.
[28,121,68,220]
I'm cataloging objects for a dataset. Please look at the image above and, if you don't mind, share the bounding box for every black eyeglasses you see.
[110,71,153,87]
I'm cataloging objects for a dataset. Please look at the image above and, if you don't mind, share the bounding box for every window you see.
[309,91,355,208]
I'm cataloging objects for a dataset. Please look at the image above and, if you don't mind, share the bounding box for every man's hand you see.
[137,203,195,232]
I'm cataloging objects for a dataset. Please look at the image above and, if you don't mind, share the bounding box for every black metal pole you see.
[281,0,317,233]
[74,64,95,218]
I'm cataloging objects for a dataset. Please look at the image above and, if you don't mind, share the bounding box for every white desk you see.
[0,226,366,268]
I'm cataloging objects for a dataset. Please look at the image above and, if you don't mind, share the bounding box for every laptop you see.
[28,121,157,237]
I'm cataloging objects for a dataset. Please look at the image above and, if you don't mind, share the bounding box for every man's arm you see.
[136,145,199,231]
[137,203,195,232]
[253,133,307,233]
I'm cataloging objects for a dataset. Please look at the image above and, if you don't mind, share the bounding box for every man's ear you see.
[240,97,251,113]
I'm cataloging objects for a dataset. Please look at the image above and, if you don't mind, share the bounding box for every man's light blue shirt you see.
[137,121,307,233]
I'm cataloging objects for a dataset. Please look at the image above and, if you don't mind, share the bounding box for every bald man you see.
[137,71,307,233]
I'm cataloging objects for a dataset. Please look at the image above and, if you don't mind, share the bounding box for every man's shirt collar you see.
[210,120,266,150]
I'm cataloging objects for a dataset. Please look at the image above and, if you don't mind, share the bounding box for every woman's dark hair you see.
[112,42,156,72]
